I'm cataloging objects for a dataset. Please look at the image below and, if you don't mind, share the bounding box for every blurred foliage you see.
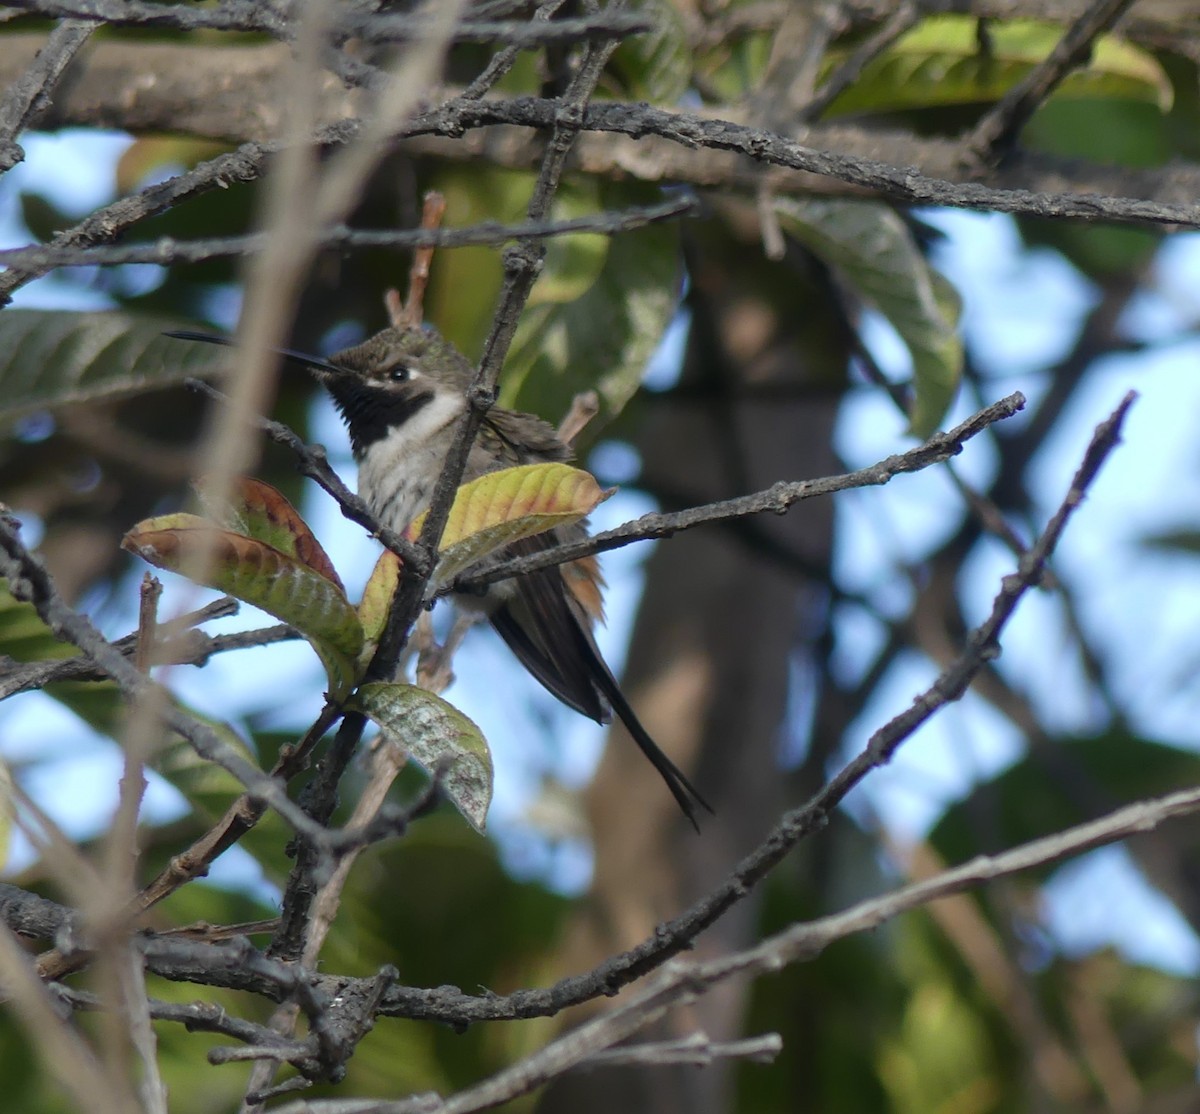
[2,3,1200,1113]
[822,16,1173,117]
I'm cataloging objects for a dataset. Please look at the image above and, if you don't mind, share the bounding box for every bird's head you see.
[164,325,476,459]
[319,326,474,457]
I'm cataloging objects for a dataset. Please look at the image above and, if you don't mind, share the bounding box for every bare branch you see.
[400,191,447,328]
[9,2,652,47]
[263,751,1200,1114]
[0,595,256,698]
[10,0,291,35]
[461,0,570,100]
[0,125,341,305]
[424,97,1200,229]
[0,18,92,170]
[359,394,1129,1028]
[0,0,1174,1104]
[263,11,620,981]
[16,763,1200,1109]
[458,391,1027,591]
[0,923,130,1114]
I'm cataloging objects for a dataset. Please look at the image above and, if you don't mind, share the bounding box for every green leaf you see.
[423,166,541,355]
[408,463,609,591]
[0,309,227,424]
[774,197,962,436]
[823,16,1173,117]
[609,0,692,103]
[352,683,493,833]
[501,182,683,428]
[423,177,682,435]
[929,731,1200,871]
[122,515,363,697]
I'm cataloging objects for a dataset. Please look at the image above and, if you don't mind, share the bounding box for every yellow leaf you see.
[409,463,610,590]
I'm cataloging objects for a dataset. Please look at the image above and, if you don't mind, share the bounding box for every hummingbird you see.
[168,326,710,829]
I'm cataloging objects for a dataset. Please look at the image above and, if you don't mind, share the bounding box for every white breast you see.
[357,390,466,533]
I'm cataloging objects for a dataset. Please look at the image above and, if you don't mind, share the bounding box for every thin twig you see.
[400,191,447,327]
[2,82,1196,309]
[799,0,920,122]
[0,923,132,1114]
[965,0,1142,163]
[556,391,601,445]
[0,198,696,270]
[461,0,570,99]
[133,573,162,673]
[0,623,297,700]
[248,740,411,1096]
[366,393,1129,1025]
[394,772,1200,1114]
[0,18,92,171]
[577,1032,783,1069]
[407,96,1200,230]
[54,983,314,1064]
[15,760,1200,1108]
[0,125,359,304]
[457,391,1026,592]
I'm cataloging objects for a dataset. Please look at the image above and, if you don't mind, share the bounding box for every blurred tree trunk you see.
[541,211,849,1114]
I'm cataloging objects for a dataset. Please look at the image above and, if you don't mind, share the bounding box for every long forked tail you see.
[489,600,712,830]
[572,623,713,833]
[485,535,713,831]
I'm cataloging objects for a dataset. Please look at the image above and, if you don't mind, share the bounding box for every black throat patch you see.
[324,378,436,459]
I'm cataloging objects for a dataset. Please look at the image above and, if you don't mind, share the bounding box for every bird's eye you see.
[387,364,412,383]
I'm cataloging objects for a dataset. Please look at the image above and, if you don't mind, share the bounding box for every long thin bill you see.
[162,330,341,375]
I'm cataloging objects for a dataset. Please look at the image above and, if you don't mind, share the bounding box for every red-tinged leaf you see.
[409,463,609,590]
[352,682,493,832]
[195,476,343,591]
[359,549,402,649]
[122,515,363,697]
